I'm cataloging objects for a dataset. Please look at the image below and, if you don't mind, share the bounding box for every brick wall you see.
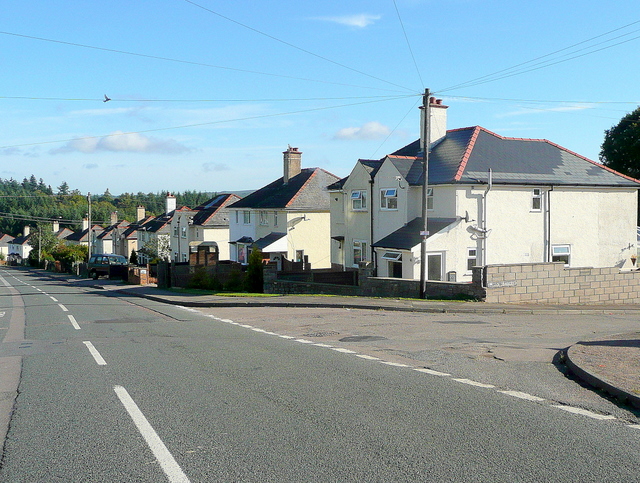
[483,262,640,304]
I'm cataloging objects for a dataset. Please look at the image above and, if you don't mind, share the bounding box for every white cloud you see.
[50,131,191,155]
[202,162,230,172]
[315,14,381,28]
[334,121,391,140]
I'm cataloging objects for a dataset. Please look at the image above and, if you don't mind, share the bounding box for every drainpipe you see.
[369,178,376,275]
[481,169,492,266]
[545,186,554,262]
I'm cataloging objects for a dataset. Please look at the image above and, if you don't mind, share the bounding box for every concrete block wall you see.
[484,262,640,304]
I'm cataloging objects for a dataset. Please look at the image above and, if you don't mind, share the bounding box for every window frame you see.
[551,244,571,266]
[427,187,434,211]
[467,247,477,272]
[259,210,269,226]
[353,239,367,267]
[243,210,251,225]
[532,188,542,212]
[351,190,367,211]
[380,188,398,210]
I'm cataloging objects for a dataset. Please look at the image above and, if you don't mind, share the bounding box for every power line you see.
[0,30,408,94]
[181,0,415,93]
[0,94,419,150]
[392,0,424,89]
[0,94,413,103]
[437,19,640,93]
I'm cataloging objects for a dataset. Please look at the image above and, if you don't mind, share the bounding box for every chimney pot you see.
[283,146,302,185]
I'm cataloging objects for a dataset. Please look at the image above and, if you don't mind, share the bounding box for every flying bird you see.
[103,94,111,103]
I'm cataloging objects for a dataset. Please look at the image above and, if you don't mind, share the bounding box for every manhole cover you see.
[303,331,340,337]
[339,335,387,342]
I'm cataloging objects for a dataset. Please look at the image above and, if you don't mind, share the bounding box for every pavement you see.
[22,268,640,410]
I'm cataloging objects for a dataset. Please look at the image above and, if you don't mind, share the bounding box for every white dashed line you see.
[114,386,190,483]
[83,341,107,365]
[379,361,410,367]
[356,354,380,360]
[628,424,640,430]
[453,378,495,388]
[552,405,617,420]
[68,315,81,330]
[278,335,295,339]
[414,368,450,376]
[50,296,58,302]
[314,343,334,348]
[58,304,68,312]
[331,348,356,354]
[498,390,545,402]
[294,339,314,344]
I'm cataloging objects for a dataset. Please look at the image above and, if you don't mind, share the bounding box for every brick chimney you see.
[283,146,302,185]
[110,211,118,225]
[136,206,146,222]
[82,218,89,231]
[166,194,177,214]
[420,97,449,147]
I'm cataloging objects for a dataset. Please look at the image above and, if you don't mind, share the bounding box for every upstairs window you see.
[173,226,179,237]
[243,211,251,225]
[181,226,187,238]
[427,188,434,210]
[351,190,367,210]
[380,189,398,210]
[532,188,542,212]
[259,211,269,226]
[273,211,279,227]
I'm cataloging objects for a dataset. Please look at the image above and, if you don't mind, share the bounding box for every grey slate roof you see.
[327,159,383,190]
[372,217,457,250]
[191,193,239,226]
[230,168,340,210]
[390,126,640,188]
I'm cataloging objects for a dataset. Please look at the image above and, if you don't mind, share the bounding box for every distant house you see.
[65,219,104,251]
[169,193,241,263]
[8,226,32,262]
[136,196,178,264]
[228,146,340,269]
[96,212,131,256]
[330,98,640,281]
[0,233,13,259]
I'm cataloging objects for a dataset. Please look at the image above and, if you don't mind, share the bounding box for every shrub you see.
[225,270,245,292]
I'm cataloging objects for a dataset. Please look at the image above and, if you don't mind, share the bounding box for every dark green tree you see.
[600,106,640,178]
[57,181,70,196]
[244,248,264,293]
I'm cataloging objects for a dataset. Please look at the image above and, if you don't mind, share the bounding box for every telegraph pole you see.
[87,192,92,261]
[419,89,431,299]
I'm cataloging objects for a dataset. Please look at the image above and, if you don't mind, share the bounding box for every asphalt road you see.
[1,268,639,482]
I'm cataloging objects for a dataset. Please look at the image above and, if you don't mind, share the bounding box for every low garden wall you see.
[483,262,640,304]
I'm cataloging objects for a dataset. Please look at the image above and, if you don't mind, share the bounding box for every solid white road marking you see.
[314,343,334,348]
[453,378,495,388]
[414,368,450,376]
[114,386,190,483]
[498,390,545,402]
[628,424,640,430]
[294,339,314,344]
[553,405,617,420]
[58,304,68,312]
[0,275,11,287]
[68,315,81,330]
[83,341,107,365]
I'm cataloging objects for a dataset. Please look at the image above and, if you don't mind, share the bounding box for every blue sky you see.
[2,0,639,196]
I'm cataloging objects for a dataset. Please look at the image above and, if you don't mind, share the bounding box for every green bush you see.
[244,248,264,293]
[225,270,245,292]
[187,267,223,291]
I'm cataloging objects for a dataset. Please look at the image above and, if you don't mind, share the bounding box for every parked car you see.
[87,254,129,280]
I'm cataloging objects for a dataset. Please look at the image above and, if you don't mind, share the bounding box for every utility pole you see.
[419,89,431,299]
[87,192,92,261]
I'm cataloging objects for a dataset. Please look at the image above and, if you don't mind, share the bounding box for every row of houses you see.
[3,99,638,282]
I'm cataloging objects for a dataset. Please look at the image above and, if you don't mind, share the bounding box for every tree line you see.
[0,175,218,236]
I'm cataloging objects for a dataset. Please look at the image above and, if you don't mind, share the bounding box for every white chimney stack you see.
[23,225,30,236]
[420,97,448,147]
[136,206,146,222]
[166,194,177,214]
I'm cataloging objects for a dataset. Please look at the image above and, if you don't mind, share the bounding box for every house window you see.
[382,251,402,261]
[427,253,443,281]
[235,211,239,224]
[532,188,542,211]
[351,190,367,210]
[467,248,477,271]
[173,226,178,237]
[181,226,187,238]
[552,245,571,266]
[427,188,434,210]
[380,189,398,210]
[295,250,304,262]
[237,245,247,264]
[182,253,188,262]
[243,211,251,225]
[353,240,367,266]
[274,211,278,227]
